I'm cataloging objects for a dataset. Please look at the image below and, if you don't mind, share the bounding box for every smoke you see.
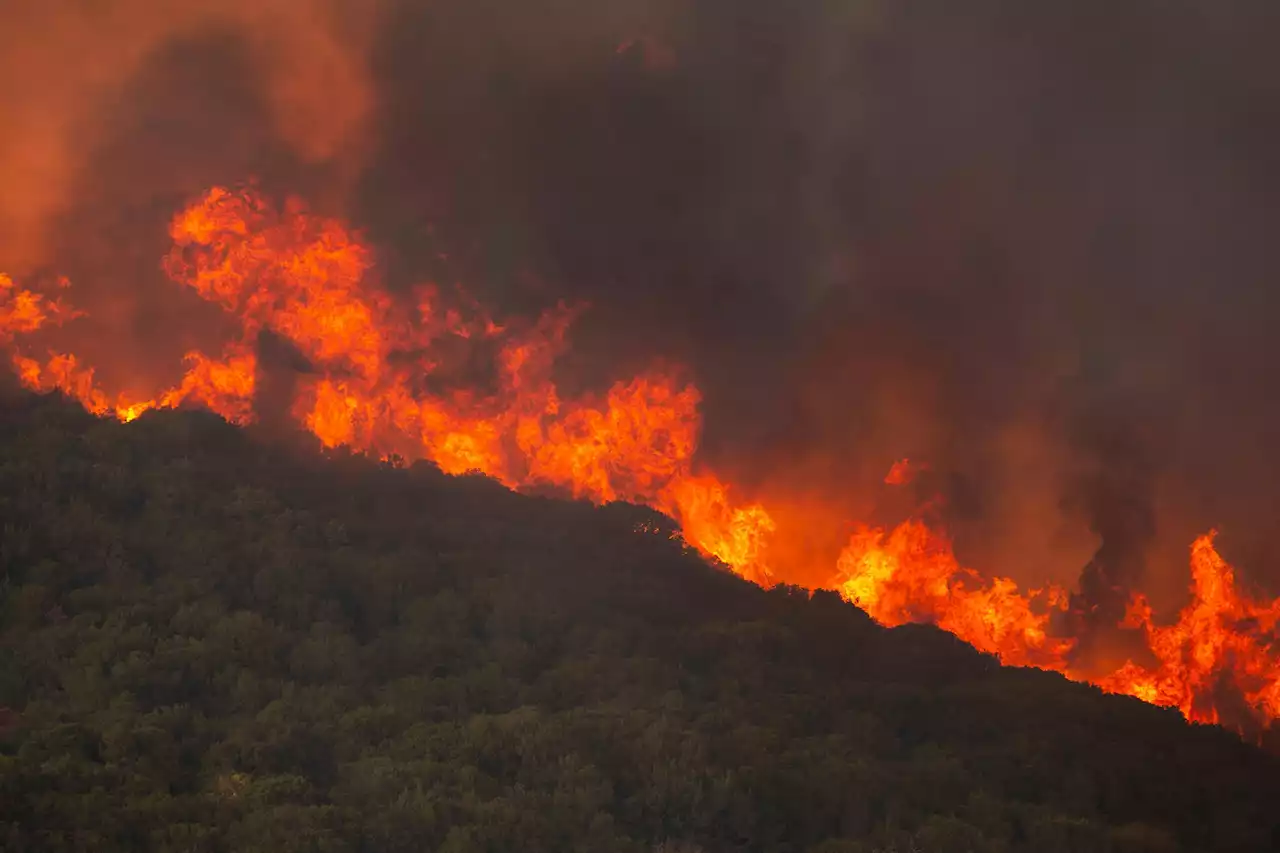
[833,0,1280,615]
[350,0,1280,620]
[0,0,377,272]
[0,0,381,391]
[7,0,1280,629]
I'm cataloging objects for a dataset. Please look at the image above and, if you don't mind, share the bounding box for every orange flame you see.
[1095,532,1280,727]
[0,273,75,339]
[884,457,917,486]
[836,519,1074,668]
[164,187,772,573]
[6,185,1280,740]
[11,347,256,424]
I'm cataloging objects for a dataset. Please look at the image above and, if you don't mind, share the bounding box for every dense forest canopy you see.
[1,390,1279,852]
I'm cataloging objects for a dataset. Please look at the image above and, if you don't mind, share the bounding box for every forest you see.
[2,389,1279,853]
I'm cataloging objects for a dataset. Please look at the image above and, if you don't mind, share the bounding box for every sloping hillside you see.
[1,391,1277,853]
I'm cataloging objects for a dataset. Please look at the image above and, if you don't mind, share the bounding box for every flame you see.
[835,519,1074,668]
[0,274,75,338]
[11,347,256,424]
[6,184,1280,740]
[884,457,917,485]
[659,475,777,584]
[170,187,775,574]
[1095,532,1280,727]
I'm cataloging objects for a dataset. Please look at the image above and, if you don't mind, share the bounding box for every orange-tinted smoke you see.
[6,185,1280,741]
[0,0,378,275]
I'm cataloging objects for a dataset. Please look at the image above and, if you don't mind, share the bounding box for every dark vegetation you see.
[1,392,1278,853]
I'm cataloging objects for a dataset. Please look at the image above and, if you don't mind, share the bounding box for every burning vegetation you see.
[3,184,1279,741]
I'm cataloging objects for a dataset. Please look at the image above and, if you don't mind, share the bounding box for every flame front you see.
[1095,532,1280,729]
[835,520,1074,669]
[4,185,1280,739]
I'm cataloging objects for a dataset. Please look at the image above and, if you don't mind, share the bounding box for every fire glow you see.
[4,186,1279,738]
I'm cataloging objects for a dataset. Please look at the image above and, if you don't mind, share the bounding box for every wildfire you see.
[4,185,1279,740]
[883,457,919,486]
[0,274,74,339]
[12,348,256,424]
[835,520,1074,669]
[1095,532,1280,729]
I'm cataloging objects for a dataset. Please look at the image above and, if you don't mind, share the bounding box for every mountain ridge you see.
[1,389,1278,853]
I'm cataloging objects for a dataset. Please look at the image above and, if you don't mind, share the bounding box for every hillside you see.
[1,391,1278,853]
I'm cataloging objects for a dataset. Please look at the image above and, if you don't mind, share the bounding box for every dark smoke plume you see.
[5,0,1280,627]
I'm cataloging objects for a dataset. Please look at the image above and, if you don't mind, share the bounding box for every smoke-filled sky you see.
[4,0,1280,607]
